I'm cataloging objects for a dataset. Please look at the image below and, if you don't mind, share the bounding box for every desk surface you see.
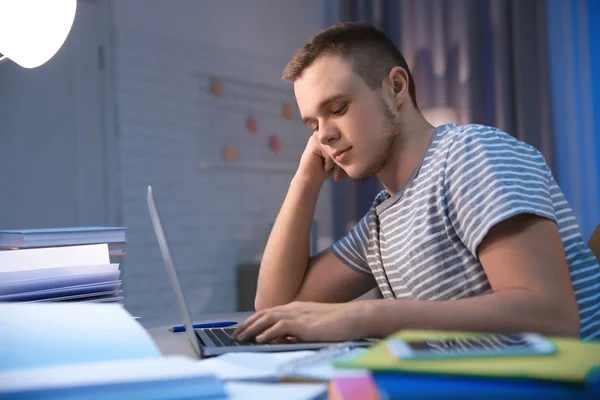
[148,312,253,358]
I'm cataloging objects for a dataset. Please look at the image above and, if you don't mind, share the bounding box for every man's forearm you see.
[255,177,322,310]
[355,290,580,338]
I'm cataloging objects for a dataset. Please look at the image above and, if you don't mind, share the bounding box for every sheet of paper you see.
[0,263,118,283]
[28,289,123,302]
[190,355,279,381]
[225,382,327,400]
[192,350,368,382]
[0,356,225,399]
[0,270,120,295]
[216,350,315,372]
[0,243,109,272]
[0,280,122,301]
[0,303,161,371]
[85,295,124,303]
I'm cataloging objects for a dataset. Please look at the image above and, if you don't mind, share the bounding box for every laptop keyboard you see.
[202,327,255,347]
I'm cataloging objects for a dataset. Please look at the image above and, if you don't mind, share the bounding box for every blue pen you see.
[170,321,238,332]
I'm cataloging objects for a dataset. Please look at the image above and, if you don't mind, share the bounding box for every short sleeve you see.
[330,213,372,275]
[443,127,556,257]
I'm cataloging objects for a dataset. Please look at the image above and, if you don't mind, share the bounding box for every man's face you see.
[294,55,397,180]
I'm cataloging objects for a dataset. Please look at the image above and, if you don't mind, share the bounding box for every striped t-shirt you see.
[331,124,600,340]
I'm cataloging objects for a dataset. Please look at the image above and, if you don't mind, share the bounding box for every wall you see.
[110,0,330,327]
[0,0,111,229]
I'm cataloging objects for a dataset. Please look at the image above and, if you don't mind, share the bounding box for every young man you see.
[232,22,600,343]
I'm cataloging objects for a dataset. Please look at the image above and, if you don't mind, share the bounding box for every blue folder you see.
[373,371,599,399]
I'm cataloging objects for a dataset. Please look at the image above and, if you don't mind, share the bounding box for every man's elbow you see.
[546,300,580,337]
[553,311,580,337]
[254,294,295,311]
[254,294,281,312]
[254,296,268,312]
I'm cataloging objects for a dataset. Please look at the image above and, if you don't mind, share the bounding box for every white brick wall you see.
[111,1,329,327]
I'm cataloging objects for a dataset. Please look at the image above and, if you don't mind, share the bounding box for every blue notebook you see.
[0,303,225,399]
[372,372,596,399]
[0,227,126,248]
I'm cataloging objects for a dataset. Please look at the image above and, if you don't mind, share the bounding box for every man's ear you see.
[388,66,409,107]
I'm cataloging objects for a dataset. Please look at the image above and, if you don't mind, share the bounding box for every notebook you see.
[335,330,600,384]
[0,226,126,248]
[0,303,225,399]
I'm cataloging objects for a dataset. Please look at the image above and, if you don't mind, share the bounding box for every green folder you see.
[335,330,600,384]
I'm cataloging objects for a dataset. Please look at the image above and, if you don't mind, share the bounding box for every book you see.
[0,243,110,272]
[0,245,122,304]
[0,242,126,257]
[0,303,225,399]
[336,330,600,385]
[0,226,126,248]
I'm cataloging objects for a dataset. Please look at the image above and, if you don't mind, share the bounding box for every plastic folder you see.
[335,330,600,384]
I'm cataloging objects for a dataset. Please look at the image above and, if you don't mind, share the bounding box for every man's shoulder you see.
[440,123,545,162]
[441,123,514,147]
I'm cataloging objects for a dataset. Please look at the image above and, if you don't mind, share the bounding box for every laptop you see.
[146,185,371,357]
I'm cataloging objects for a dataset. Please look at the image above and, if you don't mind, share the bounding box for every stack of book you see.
[0,227,126,304]
[0,226,126,256]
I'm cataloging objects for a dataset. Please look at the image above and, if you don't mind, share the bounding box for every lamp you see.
[0,0,77,68]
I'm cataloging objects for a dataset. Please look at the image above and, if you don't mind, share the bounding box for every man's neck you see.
[377,113,434,195]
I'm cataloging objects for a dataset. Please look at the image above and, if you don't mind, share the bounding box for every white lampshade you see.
[0,0,77,68]
[422,106,458,127]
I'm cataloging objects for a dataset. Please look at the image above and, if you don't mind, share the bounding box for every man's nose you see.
[317,125,340,145]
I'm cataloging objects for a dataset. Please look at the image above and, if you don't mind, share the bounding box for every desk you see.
[147,312,330,399]
[148,312,253,358]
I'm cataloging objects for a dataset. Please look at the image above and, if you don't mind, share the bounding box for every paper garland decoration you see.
[246,116,257,134]
[210,78,224,97]
[269,135,281,153]
[282,102,294,120]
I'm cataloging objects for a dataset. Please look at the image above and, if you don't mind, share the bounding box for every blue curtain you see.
[327,0,556,237]
[546,0,600,240]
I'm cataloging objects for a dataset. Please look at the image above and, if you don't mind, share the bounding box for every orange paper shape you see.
[222,144,238,163]
[282,102,294,120]
[210,78,224,97]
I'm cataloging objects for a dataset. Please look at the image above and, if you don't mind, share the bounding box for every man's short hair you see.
[282,22,418,108]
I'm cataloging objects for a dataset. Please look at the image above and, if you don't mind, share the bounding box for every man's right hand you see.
[296,134,347,184]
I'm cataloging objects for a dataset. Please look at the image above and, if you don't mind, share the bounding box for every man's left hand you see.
[231,301,367,343]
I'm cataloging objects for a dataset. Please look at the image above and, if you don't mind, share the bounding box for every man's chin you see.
[346,167,376,181]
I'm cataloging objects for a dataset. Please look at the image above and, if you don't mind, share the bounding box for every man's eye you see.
[332,104,348,115]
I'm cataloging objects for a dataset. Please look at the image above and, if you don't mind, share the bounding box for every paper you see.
[0,356,226,399]
[28,290,123,303]
[225,382,327,400]
[189,355,279,381]
[0,263,119,283]
[0,243,109,272]
[0,303,161,371]
[0,270,120,295]
[85,295,124,303]
[192,350,369,382]
[0,280,122,301]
